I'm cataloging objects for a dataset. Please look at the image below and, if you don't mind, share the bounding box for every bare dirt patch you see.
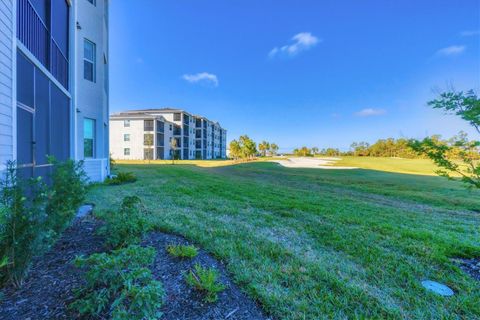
[456,258,480,281]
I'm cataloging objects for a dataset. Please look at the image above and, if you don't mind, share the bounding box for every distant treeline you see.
[293,133,480,159]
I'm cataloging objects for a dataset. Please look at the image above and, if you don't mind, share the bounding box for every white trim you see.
[70,1,77,160]
[12,0,17,162]
[16,41,71,99]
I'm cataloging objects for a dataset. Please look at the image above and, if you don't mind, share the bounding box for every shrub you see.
[0,161,48,287]
[98,196,152,249]
[167,244,198,259]
[45,157,88,235]
[105,172,137,186]
[71,245,164,320]
[185,264,225,303]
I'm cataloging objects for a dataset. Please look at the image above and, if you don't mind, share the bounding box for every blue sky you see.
[110,0,480,151]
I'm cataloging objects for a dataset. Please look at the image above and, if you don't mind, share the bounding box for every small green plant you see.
[45,157,88,235]
[97,196,152,249]
[105,172,137,186]
[185,264,225,303]
[167,244,198,258]
[71,245,164,320]
[0,161,48,287]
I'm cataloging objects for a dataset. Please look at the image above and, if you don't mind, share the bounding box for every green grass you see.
[332,156,447,176]
[87,162,480,319]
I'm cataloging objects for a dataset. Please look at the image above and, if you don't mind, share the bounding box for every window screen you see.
[50,85,70,161]
[17,108,33,166]
[17,52,34,108]
[35,71,50,165]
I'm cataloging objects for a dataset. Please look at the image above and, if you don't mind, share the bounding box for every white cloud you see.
[436,45,466,56]
[182,72,219,87]
[355,108,386,117]
[460,30,480,37]
[269,32,321,58]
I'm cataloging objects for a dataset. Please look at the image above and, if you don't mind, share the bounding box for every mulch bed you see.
[0,216,271,320]
[0,216,105,320]
[457,258,480,281]
[143,233,270,320]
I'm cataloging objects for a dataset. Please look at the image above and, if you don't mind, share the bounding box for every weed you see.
[185,264,225,303]
[71,245,164,320]
[97,196,152,249]
[167,244,198,258]
[0,161,49,287]
[105,172,137,186]
[46,157,88,235]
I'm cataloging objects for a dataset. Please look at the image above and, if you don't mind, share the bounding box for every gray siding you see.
[0,0,14,166]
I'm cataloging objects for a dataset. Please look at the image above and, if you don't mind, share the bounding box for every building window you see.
[87,0,96,5]
[124,134,130,142]
[124,120,130,127]
[169,124,172,131]
[144,134,154,146]
[84,39,96,82]
[144,119,154,131]
[124,148,130,156]
[173,113,181,121]
[84,118,95,158]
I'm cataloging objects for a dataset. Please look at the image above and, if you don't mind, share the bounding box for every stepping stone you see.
[421,280,454,296]
[76,204,94,218]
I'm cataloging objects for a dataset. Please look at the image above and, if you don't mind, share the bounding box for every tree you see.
[311,147,319,155]
[410,89,480,188]
[229,140,241,160]
[269,143,279,156]
[351,142,370,156]
[428,89,480,134]
[239,135,257,159]
[170,138,178,164]
[294,147,312,157]
[258,141,270,157]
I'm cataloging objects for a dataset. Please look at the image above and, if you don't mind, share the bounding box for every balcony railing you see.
[50,39,69,89]
[17,0,69,89]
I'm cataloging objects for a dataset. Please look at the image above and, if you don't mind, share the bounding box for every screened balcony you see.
[17,0,69,89]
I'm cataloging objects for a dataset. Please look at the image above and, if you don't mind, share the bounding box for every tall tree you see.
[410,89,480,188]
[229,140,241,160]
[239,135,257,159]
[311,147,319,155]
[170,138,178,164]
[258,141,270,157]
[270,143,279,156]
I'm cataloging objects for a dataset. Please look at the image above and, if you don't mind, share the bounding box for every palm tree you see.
[270,143,279,156]
[258,141,270,157]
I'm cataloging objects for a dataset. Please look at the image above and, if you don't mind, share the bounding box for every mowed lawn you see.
[87,161,480,319]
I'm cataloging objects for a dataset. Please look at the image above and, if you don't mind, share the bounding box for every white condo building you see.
[0,0,110,182]
[110,109,227,160]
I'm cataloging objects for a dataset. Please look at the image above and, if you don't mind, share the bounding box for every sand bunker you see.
[271,157,357,169]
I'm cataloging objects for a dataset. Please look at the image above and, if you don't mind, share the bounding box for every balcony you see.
[17,0,69,89]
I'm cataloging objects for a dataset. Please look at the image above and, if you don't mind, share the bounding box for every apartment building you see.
[109,109,227,160]
[0,0,110,182]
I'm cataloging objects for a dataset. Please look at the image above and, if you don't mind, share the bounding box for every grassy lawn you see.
[332,156,447,176]
[88,161,480,319]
